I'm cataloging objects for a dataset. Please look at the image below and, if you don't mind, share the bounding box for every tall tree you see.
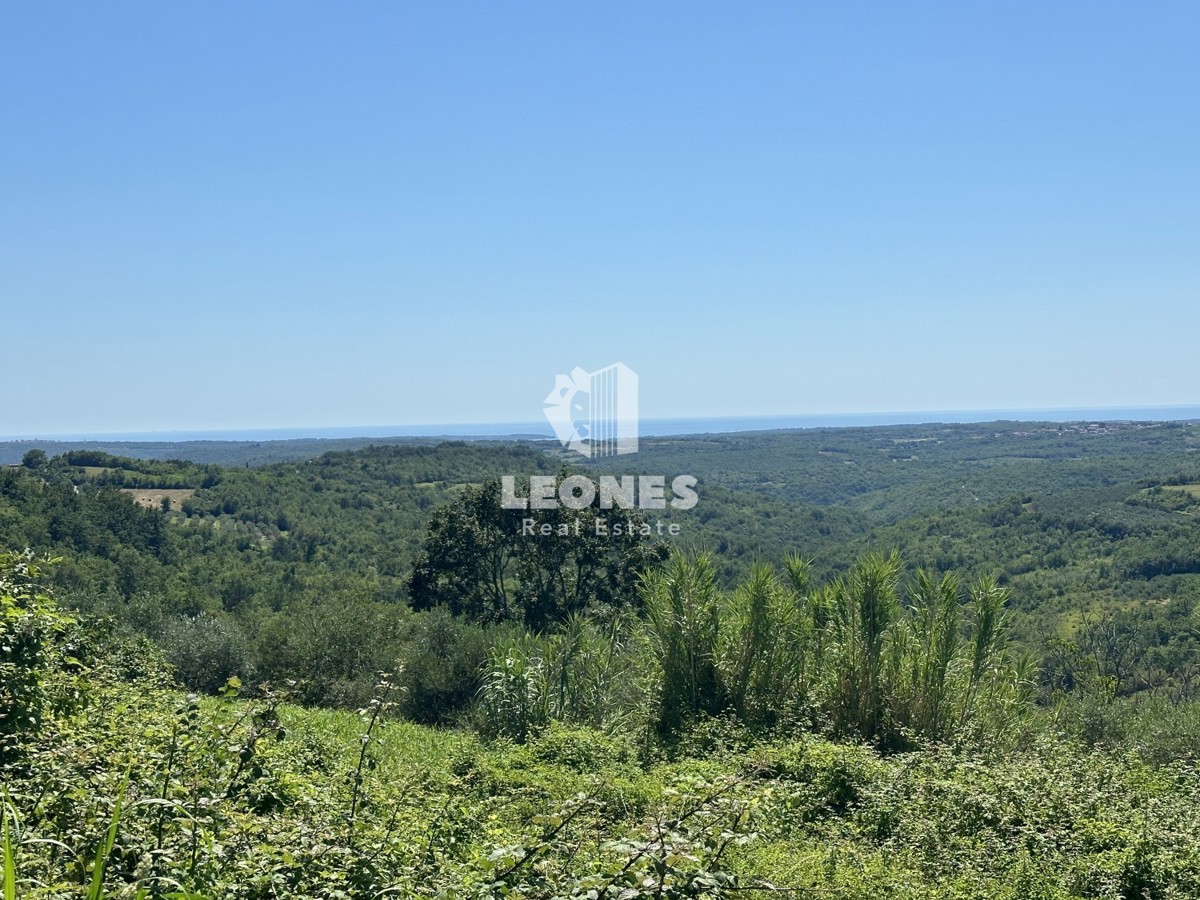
[409,476,668,630]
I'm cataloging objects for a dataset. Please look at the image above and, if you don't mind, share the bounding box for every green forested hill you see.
[2,421,1199,708]
[590,420,1200,518]
[0,434,504,467]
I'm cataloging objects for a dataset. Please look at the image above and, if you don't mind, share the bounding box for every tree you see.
[21,448,47,470]
[409,479,522,622]
[1077,610,1148,695]
[409,475,668,630]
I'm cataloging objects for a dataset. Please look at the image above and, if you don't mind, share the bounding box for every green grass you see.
[2,807,16,900]
[276,702,479,780]
[84,769,127,900]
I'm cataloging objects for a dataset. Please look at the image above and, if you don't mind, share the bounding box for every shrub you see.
[157,612,255,694]
[475,636,552,742]
[0,551,75,761]
[396,608,495,724]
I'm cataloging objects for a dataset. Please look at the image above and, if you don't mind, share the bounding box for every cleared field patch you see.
[1128,483,1200,515]
[1163,483,1200,498]
[121,487,196,510]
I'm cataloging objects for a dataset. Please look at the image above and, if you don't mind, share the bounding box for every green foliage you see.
[1,577,1199,897]
[410,475,669,630]
[20,449,47,470]
[6,424,1200,716]
[0,551,76,762]
[394,607,495,724]
[643,553,724,735]
[85,768,127,900]
[3,420,1200,894]
[639,551,1031,750]
[476,613,652,743]
[826,551,904,743]
[476,636,553,743]
[157,613,254,694]
[2,803,15,900]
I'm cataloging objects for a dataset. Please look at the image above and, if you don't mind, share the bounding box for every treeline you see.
[0,446,870,707]
[3,540,1034,753]
[22,448,222,489]
[0,466,169,561]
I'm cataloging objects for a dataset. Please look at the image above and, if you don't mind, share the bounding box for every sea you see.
[6,406,1200,443]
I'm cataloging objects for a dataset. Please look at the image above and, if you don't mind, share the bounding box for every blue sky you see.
[2,2,1197,436]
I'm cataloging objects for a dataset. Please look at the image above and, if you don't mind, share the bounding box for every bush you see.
[762,738,883,820]
[0,551,75,761]
[157,612,255,693]
[528,722,637,773]
[475,636,552,742]
[396,608,495,724]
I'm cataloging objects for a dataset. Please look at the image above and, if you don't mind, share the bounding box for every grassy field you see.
[119,487,196,509]
[1163,483,1200,497]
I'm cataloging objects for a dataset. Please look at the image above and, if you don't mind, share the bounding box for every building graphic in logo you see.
[543,362,639,458]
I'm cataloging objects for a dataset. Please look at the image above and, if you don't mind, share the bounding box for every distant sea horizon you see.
[5,405,1200,443]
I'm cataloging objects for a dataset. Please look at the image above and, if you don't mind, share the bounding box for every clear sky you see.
[2,2,1197,436]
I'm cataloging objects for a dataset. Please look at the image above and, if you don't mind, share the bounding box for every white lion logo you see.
[543,363,639,458]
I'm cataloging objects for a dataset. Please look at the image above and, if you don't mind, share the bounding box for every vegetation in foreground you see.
[5,551,1200,898]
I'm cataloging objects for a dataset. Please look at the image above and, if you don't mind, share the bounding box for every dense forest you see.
[3,421,1200,897]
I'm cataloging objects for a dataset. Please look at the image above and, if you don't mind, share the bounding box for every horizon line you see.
[4,403,1200,443]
